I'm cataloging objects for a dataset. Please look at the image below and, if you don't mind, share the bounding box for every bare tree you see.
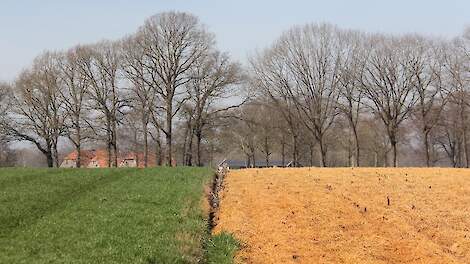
[149,114,165,166]
[359,35,418,167]
[180,103,195,165]
[436,102,463,167]
[57,47,91,168]
[361,118,392,167]
[443,34,470,167]
[136,12,213,166]
[337,30,366,166]
[276,24,343,167]
[249,101,276,167]
[256,108,275,167]
[121,36,156,167]
[2,53,64,167]
[186,51,242,166]
[78,42,126,167]
[235,119,257,168]
[251,46,302,166]
[409,37,447,167]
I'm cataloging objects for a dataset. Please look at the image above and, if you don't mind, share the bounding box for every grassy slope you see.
[0,167,215,264]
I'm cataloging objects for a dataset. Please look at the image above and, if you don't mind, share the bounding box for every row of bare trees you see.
[1,15,469,168]
[234,24,469,167]
[0,12,242,167]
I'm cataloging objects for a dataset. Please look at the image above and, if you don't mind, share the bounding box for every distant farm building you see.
[87,149,111,168]
[61,150,96,168]
[119,152,157,168]
[60,149,157,168]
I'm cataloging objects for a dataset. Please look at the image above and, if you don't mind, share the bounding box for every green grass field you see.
[0,167,237,264]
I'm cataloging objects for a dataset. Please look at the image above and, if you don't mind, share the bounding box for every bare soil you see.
[213,168,470,264]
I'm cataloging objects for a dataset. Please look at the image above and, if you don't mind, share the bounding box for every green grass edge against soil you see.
[205,232,239,264]
[202,170,239,264]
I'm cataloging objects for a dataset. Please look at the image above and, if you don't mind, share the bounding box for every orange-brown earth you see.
[213,168,470,264]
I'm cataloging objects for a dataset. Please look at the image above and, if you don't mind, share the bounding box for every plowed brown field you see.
[213,168,470,264]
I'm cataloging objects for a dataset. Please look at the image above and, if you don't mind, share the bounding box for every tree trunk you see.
[143,118,148,168]
[388,126,398,167]
[106,116,112,168]
[133,129,139,166]
[452,148,458,168]
[281,141,285,167]
[53,143,59,168]
[252,154,256,168]
[76,125,81,168]
[187,131,194,166]
[76,143,81,168]
[292,134,298,167]
[112,119,118,167]
[384,149,389,167]
[423,129,431,167]
[353,126,360,167]
[264,136,270,167]
[196,131,203,167]
[463,129,469,168]
[45,149,53,168]
[309,143,314,167]
[391,140,398,167]
[250,145,256,168]
[166,133,172,166]
[182,125,189,165]
[374,152,378,167]
[318,137,327,167]
[182,119,194,166]
[459,98,468,168]
[457,137,463,168]
[107,139,112,168]
[188,118,199,166]
[166,101,173,167]
[347,134,353,167]
[155,138,163,166]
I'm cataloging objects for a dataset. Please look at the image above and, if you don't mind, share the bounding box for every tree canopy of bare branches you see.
[3,53,64,167]
[135,12,214,165]
[358,35,419,167]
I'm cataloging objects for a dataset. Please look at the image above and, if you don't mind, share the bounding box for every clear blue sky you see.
[1,0,469,81]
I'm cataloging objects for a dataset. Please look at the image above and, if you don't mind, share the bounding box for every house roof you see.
[63,149,158,168]
[89,149,111,168]
[63,150,96,167]
[63,150,94,161]
[119,152,157,168]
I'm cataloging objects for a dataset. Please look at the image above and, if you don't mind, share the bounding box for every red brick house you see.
[119,152,157,168]
[87,149,112,168]
[61,150,96,168]
[60,149,159,168]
